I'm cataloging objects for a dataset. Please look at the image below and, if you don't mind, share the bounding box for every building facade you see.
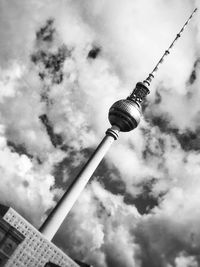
[0,216,24,266]
[0,204,79,267]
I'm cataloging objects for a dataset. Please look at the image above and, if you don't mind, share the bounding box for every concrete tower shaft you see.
[40,126,120,241]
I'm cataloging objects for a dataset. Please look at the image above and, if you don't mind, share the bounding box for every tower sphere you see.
[108,99,141,132]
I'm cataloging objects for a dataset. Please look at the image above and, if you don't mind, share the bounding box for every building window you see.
[44,262,61,267]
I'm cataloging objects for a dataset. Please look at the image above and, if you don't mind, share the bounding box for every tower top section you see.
[108,8,198,132]
[143,8,198,87]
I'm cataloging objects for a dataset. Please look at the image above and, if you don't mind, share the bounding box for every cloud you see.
[174,253,198,267]
[1,0,200,267]
[0,128,63,227]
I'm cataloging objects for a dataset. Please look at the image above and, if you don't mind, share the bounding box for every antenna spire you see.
[143,8,198,87]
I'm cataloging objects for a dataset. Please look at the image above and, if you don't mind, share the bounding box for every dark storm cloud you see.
[188,58,200,85]
[39,114,63,147]
[31,19,71,85]
[134,212,200,267]
[87,46,101,59]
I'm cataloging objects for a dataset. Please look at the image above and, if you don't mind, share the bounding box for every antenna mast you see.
[144,8,198,87]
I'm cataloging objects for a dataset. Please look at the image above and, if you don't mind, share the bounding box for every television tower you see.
[40,8,198,241]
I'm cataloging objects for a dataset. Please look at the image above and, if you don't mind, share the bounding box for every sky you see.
[0,0,200,266]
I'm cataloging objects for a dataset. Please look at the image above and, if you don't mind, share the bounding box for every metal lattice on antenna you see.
[143,8,198,87]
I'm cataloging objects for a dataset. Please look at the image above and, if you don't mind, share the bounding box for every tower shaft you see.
[40,126,119,241]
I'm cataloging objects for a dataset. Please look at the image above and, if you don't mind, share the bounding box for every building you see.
[0,216,24,266]
[0,204,79,267]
